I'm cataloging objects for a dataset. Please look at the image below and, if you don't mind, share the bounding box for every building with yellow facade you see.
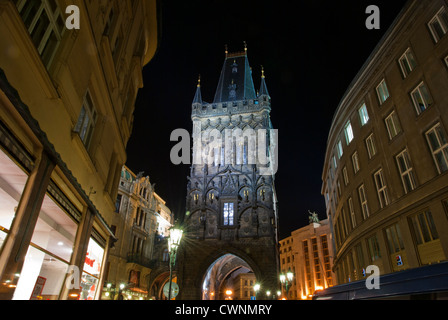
[279,217,335,299]
[102,166,173,300]
[321,0,448,285]
[0,0,159,299]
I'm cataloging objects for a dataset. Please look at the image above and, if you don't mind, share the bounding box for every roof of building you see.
[213,50,257,103]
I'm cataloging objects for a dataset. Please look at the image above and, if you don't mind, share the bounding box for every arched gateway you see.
[177,47,279,300]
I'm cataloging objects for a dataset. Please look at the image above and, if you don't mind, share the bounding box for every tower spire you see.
[258,66,270,98]
[192,74,202,105]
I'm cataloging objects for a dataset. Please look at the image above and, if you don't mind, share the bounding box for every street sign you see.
[163,281,179,299]
[250,296,256,300]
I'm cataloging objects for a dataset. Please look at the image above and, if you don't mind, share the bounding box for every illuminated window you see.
[336,140,343,159]
[385,110,402,140]
[411,82,432,115]
[376,79,389,105]
[374,169,389,208]
[358,103,369,126]
[344,121,354,144]
[425,123,448,173]
[398,48,417,78]
[428,7,448,43]
[223,202,234,226]
[396,149,416,193]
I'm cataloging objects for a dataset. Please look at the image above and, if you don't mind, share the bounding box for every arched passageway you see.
[202,254,256,300]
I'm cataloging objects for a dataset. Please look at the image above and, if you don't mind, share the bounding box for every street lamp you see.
[167,227,183,300]
[279,269,294,299]
[254,283,260,300]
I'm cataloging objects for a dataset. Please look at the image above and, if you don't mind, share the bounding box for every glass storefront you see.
[13,193,78,300]
[80,237,104,300]
[0,148,29,252]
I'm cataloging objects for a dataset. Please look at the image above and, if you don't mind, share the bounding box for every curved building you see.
[321,0,448,285]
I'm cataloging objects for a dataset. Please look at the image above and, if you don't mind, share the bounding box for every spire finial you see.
[261,65,265,78]
[197,74,201,87]
[225,44,228,57]
[243,41,247,53]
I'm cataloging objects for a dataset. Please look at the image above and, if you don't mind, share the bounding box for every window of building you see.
[410,211,439,244]
[342,166,349,186]
[348,197,356,228]
[358,184,369,220]
[223,202,234,226]
[15,0,65,68]
[376,79,390,105]
[411,82,432,115]
[365,133,377,159]
[336,140,343,159]
[359,103,369,126]
[385,110,402,140]
[428,7,448,43]
[398,48,417,78]
[385,223,405,256]
[115,194,122,213]
[425,123,448,173]
[396,149,417,193]
[374,169,389,208]
[332,155,337,169]
[367,234,381,262]
[74,90,98,149]
[344,121,354,145]
[352,151,360,174]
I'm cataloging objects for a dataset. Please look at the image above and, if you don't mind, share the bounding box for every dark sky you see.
[126,0,408,240]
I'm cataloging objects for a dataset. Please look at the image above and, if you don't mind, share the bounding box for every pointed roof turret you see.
[192,75,202,105]
[213,42,256,103]
[258,66,270,98]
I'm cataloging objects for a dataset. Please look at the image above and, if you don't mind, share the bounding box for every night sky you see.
[126,0,408,240]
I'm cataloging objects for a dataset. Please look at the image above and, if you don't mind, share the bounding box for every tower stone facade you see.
[177,47,279,300]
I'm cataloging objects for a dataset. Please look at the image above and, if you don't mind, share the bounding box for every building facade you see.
[321,0,448,285]
[177,46,279,300]
[279,218,335,300]
[0,0,159,299]
[102,166,173,300]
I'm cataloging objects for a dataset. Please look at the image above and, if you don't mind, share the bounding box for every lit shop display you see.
[13,193,78,300]
[79,237,104,300]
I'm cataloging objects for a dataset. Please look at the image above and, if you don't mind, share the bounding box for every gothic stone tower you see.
[177,46,279,300]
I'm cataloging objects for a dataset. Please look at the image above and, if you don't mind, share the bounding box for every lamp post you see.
[167,227,183,300]
[279,269,294,299]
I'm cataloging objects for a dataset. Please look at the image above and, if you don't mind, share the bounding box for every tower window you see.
[223,202,234,226]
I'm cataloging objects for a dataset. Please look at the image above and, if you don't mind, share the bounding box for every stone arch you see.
[200,251,260,300]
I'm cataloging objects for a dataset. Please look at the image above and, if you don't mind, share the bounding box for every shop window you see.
[0,149,29,252]
[13,193,78,300]
[80,237,105,300]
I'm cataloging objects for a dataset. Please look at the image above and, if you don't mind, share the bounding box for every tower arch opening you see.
[202,254,256,300]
